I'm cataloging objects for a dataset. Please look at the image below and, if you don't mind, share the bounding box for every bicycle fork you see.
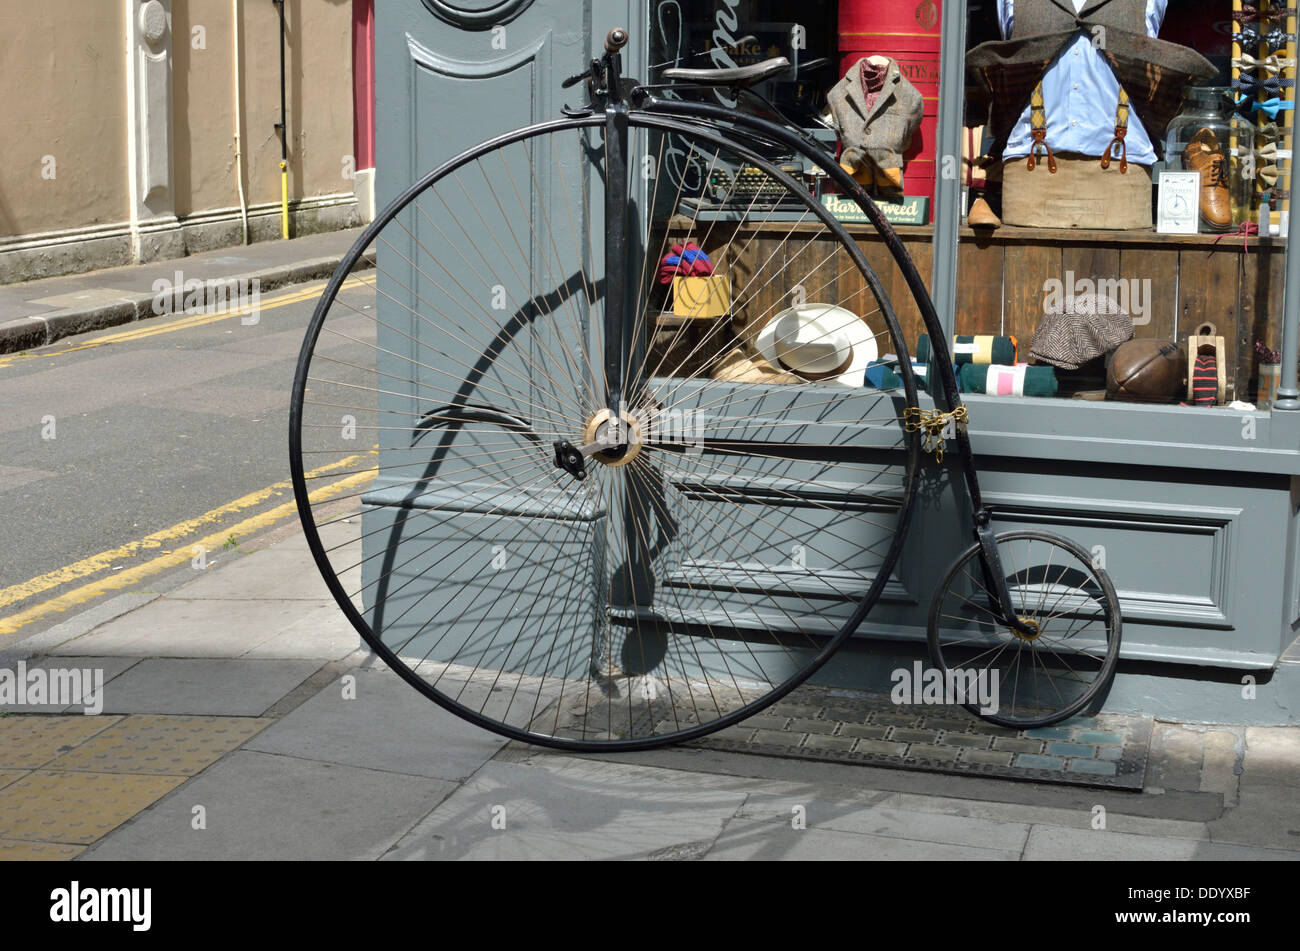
[553,28,636,481]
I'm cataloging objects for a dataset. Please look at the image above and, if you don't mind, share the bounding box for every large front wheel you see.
[289,112,923,750]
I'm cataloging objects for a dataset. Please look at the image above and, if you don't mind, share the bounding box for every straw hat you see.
[754,304,877,387]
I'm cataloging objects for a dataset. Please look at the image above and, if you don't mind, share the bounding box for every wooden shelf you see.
[667,215,1284,247]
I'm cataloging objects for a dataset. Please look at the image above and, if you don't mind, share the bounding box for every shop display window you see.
[642,0,1292,410]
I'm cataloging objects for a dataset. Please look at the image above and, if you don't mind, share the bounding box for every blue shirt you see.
[1000,0,1168,164]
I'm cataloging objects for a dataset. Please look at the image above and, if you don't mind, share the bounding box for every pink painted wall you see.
[353,0,375,171]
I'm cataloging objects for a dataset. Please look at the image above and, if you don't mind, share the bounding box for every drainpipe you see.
[232,0,249,245]
[273,0,289,239]
[1274,122,1300,411]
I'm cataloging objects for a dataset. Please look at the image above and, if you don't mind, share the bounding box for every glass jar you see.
[1165,86,1243,232]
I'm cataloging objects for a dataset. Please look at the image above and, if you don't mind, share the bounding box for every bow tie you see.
[1267,27,1297,48]
[1238,27,1297,50]
[1233,74,1294,94]
[1256,141,1280,162]
[1237,5,1298,23]
[1227,3,1289,22]
[1259,163,1282,187]
[1255,121,1284,144]
[1232,53,1297,73]
[1253,97,1296,118]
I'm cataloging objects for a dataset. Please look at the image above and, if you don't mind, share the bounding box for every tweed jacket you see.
[968,0,1215,158]
[826,58,925,174]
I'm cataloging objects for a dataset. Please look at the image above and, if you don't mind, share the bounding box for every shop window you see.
[958,0,1291,409]
[642,0,1290,410]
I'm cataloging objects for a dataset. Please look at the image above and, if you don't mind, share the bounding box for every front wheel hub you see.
[583,408,644,467]
[1013,617,1042,642]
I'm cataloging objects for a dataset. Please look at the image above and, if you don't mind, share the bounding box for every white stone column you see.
[125,0,180,262]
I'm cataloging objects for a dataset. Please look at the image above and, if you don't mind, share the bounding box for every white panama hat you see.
[754,303,877,388]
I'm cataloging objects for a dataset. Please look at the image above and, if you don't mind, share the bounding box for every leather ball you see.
[1106,339,1186,402]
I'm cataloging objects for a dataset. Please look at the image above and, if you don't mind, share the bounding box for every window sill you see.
[931,392,1300,476]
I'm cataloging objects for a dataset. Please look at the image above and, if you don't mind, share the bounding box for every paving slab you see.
[11,591,159,653]
[0,770,186,844]
[382,759,749,860]
[872,789,1219,842]
[244,668,510,781]
[240,603,360,661]
[0,715,121,769]
[0,655,141,712]
[81,750,456,861]
[91,658,319,716]
[47,714,271,775]
[1022,826,1300,861]
[737,793,1031,852]
[0,839,86,860]
[175,548,338,601]
[703,818,1020,860]
[51,598,322,658]
[1242,726,1300,785]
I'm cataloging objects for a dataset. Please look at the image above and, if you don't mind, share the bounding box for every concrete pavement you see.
[1,520,1298,861]
[0,229,365,353]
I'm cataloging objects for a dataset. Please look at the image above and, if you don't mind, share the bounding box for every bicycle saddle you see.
[661,56,790,88]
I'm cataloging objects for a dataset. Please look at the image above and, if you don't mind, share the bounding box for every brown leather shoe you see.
[1183,127,1232,231]
[968,196,1002,228]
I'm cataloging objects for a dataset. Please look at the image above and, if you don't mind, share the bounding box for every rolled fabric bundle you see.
[960,362,1058,397]
[865,360,928,390]
[917,334,1018,366]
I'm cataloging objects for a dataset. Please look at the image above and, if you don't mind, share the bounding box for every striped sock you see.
[1193,352,1218,405]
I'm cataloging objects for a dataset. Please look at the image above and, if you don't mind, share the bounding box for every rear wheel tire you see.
[926,531,1122,729]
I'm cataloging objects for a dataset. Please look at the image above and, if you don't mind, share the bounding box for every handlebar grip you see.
[605,28,628,52]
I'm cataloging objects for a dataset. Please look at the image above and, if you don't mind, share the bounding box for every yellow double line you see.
[0,270,381,638]
[0,455,378,640]
[0,272,375,369]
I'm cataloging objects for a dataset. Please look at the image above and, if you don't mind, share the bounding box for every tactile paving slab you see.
[0,715,121,769]
[0,838,85,861]
[47,714,272,775]
[690,685,1151,790]
[0,770,185,844]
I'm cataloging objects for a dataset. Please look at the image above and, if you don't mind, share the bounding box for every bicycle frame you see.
[577,36,1035,638]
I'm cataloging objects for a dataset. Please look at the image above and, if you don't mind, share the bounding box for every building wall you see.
[0,1,129,238]
[0,0,357,279]
[172,0,355,219]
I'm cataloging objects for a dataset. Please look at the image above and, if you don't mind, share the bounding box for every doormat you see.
[688,684,1151,790]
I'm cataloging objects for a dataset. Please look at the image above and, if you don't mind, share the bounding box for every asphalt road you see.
[0,276,378,642]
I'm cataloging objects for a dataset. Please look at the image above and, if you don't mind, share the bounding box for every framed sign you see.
[1157,171,1200,234]
[822,193,930,226]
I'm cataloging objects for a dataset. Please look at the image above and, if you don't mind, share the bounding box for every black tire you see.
[289,110,923,750]
[926,530,1122,729]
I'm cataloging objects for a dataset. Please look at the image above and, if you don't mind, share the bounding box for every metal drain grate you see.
[690,685,1151,790]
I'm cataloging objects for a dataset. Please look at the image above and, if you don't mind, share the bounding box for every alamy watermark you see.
[891,661,999,716]
[606,399,705,453]
[151,271,262,324]
[1042,271,1151,326]
[50,882,150,931]
[0,661,104,715]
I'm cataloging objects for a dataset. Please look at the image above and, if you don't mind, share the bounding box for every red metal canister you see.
[838,0,942,220]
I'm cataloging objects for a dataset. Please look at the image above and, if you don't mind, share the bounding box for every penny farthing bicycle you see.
[289,29,1122,750]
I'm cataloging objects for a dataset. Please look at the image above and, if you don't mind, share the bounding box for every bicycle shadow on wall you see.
[365,268,603,644]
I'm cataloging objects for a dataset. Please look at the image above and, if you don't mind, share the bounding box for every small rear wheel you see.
[926,531,1121,729]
